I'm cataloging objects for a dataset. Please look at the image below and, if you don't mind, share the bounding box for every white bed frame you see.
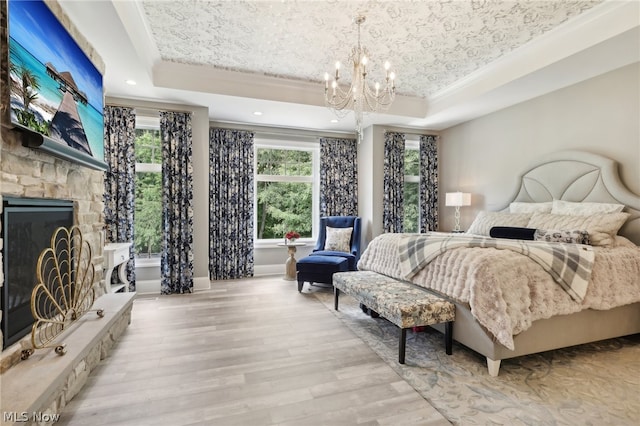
[437,150,640,376]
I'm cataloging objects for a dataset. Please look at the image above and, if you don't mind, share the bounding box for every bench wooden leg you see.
[445,321,453,355]
[399,328,407,364]
[334,288,340,310]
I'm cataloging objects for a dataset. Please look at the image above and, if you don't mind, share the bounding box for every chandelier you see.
[324,15,396,142]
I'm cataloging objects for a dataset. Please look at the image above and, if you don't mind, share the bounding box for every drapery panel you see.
[209,128,255,280]
[419,135,439,232]
[319,137,358,217]
[160,111,194,294]
[383,131,405,233]
[103,105,136,291]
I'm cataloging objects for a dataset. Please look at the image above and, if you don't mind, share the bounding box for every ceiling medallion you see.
[324,15,396,143]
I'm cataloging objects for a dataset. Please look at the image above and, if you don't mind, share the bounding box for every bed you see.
[359,150,640,376]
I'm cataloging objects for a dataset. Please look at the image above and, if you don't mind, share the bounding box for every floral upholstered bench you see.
[333,270,455,364]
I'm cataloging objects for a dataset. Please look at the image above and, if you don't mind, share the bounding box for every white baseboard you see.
[135,279,160,295]
[194,276,211,291]
[254,264,285,277]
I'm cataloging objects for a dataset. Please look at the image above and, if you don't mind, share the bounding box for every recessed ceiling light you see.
[125,79,137,86]
[253,111,263,116]
[330,119,338,123]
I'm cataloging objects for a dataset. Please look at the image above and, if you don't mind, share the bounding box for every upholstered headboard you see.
[499,150,640,245]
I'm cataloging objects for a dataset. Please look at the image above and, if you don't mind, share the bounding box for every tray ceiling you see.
[141,0,602,99]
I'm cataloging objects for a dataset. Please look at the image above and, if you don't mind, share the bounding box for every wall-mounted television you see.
[5,0,107,170]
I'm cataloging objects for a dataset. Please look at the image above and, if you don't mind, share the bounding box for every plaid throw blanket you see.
[398,234,595,302]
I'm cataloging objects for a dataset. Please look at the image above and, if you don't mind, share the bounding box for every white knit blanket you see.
[398,233,594,302]
[358,233,640,350]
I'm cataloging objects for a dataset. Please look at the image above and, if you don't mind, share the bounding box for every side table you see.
[277,242,306,281]
[103,242,133,293]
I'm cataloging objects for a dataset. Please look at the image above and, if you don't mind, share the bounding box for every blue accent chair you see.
[296,216,362,292]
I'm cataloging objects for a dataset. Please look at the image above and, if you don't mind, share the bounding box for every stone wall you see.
[0,0,107,369]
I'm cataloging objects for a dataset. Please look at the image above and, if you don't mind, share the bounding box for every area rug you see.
[312,289,640,425]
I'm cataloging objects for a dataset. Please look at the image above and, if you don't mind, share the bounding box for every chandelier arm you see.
[325,81,359,109]
[360,84,393,112]
[326,91,353,110]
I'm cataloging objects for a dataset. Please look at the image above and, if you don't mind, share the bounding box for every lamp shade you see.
[445,192,471,207]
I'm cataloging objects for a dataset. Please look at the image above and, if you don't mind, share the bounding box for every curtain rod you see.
[104,103,195,115]
[210,120,357,139]
[384,129,439,137]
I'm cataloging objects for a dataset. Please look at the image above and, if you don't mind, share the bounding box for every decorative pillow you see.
[466,212,532,236]
[533,229,590,245]
[527,212,630,247]
[509,202,553,214]
[324,226,353,253]
[613,235,637,248]
[489,226,536,240]
[551,200,624,216]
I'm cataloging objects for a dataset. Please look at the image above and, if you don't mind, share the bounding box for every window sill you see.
[135,257,161,267]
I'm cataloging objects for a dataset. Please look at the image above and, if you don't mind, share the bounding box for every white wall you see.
[438,63,640,232]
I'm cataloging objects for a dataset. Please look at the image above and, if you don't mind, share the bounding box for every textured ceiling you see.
[141,0,602,99]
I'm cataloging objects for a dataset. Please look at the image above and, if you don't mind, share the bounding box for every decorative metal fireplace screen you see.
[22,225,103,359]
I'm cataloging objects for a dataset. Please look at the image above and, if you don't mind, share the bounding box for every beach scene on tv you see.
[8,0,104,161]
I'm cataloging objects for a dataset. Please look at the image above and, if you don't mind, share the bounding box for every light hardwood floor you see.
[58,277,450,425]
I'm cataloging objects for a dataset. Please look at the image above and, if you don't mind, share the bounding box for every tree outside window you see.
[255,146,316,240]
[134,127,162,257]
[404,142,420,233]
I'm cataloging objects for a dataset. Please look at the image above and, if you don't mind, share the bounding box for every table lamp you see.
[445,192,471,232]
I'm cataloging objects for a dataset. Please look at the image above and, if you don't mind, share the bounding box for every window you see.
[134,116,162,258]
[403,139,420,233]
[255,141,318,241]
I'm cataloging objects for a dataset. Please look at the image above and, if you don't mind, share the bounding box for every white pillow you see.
[527,212,630,247]
[325,226,353,253]
[509,202,553,214]
[551,200,624,216]
[466,211,532,236]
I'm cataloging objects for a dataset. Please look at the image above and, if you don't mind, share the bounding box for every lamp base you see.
[453,206,462,232]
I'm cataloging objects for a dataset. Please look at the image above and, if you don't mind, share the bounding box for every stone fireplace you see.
[0,99,109,368]
[0,2,134,424]
[1,0,107,365]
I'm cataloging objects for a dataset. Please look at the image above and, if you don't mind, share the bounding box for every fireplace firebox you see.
[1,197,74,348]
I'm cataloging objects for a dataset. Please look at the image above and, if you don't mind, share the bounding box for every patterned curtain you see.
[160,111,194,294]
[419,135,439,232]
[383,131,405,233]
[319,137,358,216]
[209,128,255,280]
[103,106,136,291]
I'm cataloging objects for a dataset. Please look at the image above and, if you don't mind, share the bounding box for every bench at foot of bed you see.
[333,270,455,364]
